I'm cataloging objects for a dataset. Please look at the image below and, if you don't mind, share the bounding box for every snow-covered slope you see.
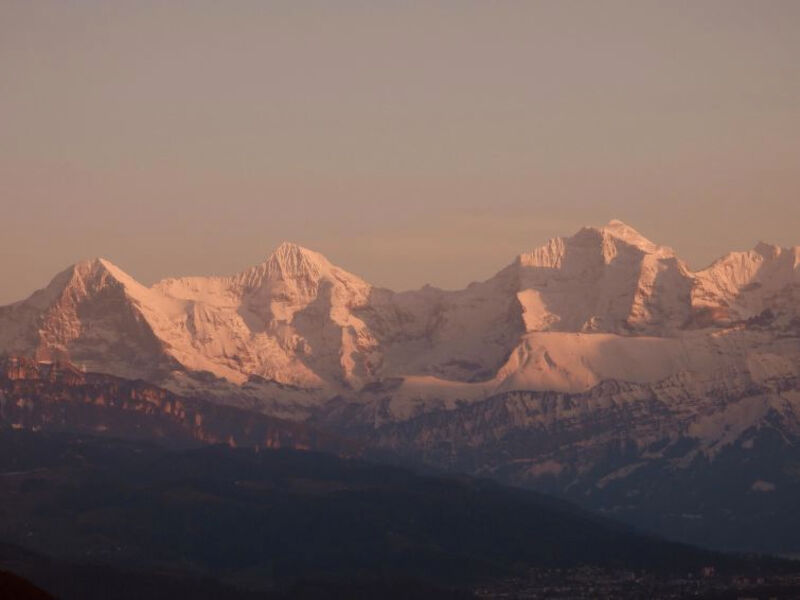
[692,242,800,327]
[152,242,378,390]
[1,221,799,421]
[511,219,694,334]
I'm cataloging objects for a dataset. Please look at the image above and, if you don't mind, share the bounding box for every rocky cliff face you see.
[0,259,179,381]
[0,357,355,455]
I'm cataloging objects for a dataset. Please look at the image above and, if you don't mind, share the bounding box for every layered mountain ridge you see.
[0,356,354,455]
[358,362,800,553]
[1,220,799,422]
[3,220,800,553]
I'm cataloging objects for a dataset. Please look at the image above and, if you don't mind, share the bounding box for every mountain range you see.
[2,220,798,417]
[2,220,800,553]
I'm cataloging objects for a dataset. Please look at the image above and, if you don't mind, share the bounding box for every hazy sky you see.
[2,1,799,304]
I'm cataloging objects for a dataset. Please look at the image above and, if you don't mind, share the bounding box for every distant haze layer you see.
[1,1,799,304]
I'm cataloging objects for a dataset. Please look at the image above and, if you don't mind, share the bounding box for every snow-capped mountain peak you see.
[231,242,365,294]
[511,221,688,334]
[518,220,674,270]
[259,241,330,280]
[71,257,150,295]
[599,217,648,239]
[31,257,138,310]
[575,219,675,259]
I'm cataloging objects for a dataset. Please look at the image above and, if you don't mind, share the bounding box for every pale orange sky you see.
[1,1,799,303]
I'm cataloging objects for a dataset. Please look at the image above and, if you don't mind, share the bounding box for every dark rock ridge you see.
[5,354,800,555]
[0,429,783,598]
[0,357,356,456]
[350,372,800,553]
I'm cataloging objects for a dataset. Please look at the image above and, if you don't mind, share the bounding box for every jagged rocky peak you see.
[508,220,693,335]
[695,240,800,294]
[66,257,131,281]
[233,242,338,290]
[265,241,331,278]
[228,241,373,340]
[573,219,675,259]
[752,242,800,275]
[599,218,661,246]
[753,241,781,260]
[29,257,137,309]
[518,219,674,269]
